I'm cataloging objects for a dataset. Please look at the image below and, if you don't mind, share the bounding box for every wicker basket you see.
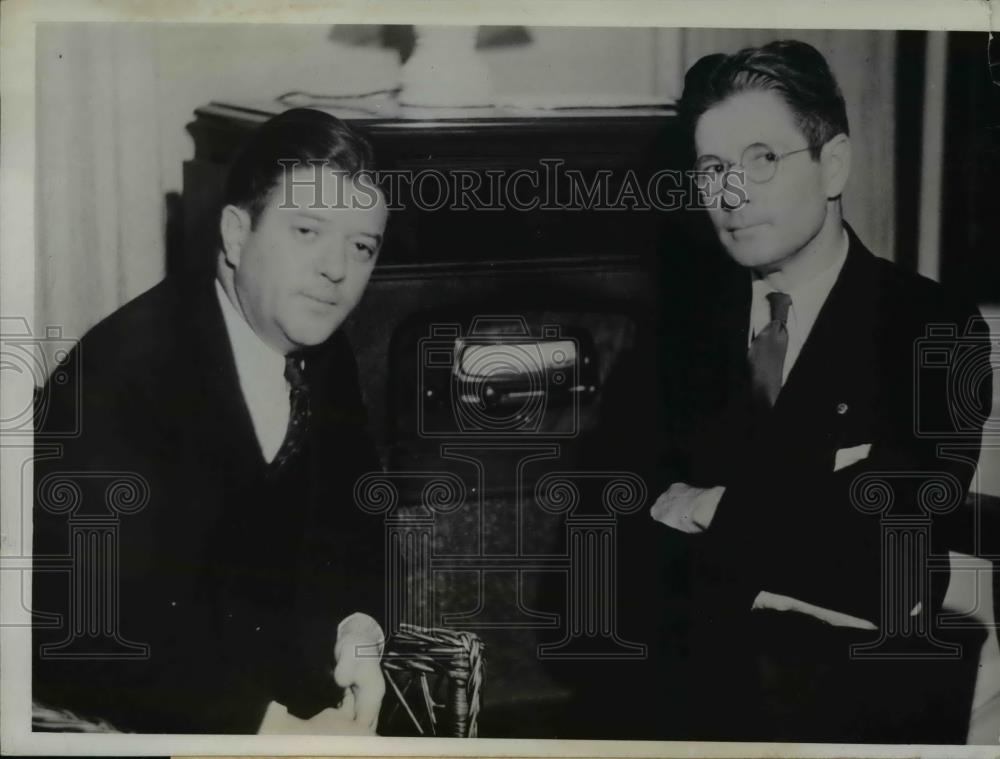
[380,623,485,738]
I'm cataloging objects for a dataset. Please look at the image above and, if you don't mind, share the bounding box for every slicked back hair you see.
[679,39,849,160]
[222,107,377,227]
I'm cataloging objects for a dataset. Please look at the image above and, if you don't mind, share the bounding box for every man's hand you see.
[333,612,386,734]
[258,612,385,736]
[650,482,726,533]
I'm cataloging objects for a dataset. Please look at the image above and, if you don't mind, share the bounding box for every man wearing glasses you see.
[648,40,991,742]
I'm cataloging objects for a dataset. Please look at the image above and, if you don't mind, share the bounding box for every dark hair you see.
[678,40,849,159]
[222,107,377,226]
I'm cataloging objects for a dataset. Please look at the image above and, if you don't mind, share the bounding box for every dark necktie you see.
[748,290,792,409]
[270,354,311,471]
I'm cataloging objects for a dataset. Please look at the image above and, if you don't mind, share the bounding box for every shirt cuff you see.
[752,590,877,630]
[651,484,725,533]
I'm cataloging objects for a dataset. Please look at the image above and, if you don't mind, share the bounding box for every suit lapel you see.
[182,277,363,495]
[723,262,754,387]
[703,227,880,552]
[183,274,266,475]
[769,225,879,425]
[141,275,270,606]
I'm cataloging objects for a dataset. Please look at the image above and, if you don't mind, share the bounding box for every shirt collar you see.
[215,278,287,394]
[751,227,849,339]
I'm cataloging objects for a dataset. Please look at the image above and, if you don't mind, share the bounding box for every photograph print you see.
[3,4,1000,754]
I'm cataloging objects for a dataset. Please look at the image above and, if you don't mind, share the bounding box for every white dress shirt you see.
[215,280,290,463]
[744,230,899,627]
[216,281,387,718]
[651,229,892,628]
[653,229,851,536]
[747,229,850,384]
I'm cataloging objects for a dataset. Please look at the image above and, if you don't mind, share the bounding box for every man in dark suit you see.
[649,41,992,743]
[33,108,390,733]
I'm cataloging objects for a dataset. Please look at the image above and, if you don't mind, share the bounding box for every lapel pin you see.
[837,402,849,415]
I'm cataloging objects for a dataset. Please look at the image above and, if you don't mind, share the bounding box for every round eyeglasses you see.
[694,143,813,195]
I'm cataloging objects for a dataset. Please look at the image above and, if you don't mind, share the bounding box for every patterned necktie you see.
[748,291,792,409]
[270,354,311,471]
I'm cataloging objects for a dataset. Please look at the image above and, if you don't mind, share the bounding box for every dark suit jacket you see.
[648,224,992,741]
[33,271,385,733]
[659,225,988,620]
